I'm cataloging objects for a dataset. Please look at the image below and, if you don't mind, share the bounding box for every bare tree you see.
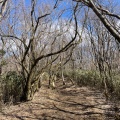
[74,0,120,43]
[84,13,120,99]
[0,0,8,74]
[0,0,80,101]
[0,0,8,18]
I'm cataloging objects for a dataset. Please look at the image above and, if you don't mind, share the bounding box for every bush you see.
[2,71,24,103]
[113,75,120,99]
[72,70,101,88]
[60,69,101,87]
[61,69,120,100]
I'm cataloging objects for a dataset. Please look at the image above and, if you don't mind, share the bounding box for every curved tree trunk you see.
[75,0,120,43]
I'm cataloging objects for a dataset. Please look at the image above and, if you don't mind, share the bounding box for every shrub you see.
[60,69,101,87]
[2,71,23,103]
[61,69,120,100]
[113,75,120,99]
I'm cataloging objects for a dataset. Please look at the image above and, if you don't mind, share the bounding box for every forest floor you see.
[0,80,120,120]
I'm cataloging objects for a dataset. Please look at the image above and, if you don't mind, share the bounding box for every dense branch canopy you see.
[74,0,120,43]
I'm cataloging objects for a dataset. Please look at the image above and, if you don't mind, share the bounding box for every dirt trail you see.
[0,81,119,120]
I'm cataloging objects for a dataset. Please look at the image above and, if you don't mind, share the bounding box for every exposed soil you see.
[0,80,119,120]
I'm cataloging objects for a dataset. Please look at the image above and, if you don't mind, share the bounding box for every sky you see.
[115,0,120,4]
[23,0,120,15]
[24,0,120,6]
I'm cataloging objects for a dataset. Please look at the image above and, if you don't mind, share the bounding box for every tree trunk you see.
[20,76,32,101]
[61,69,66,85]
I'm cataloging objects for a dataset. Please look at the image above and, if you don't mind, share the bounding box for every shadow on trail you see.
[0,81,119,120]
